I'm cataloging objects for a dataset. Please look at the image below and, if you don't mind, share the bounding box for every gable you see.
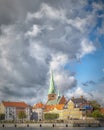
[68,100,74,106]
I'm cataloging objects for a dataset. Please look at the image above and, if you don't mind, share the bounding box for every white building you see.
[0,101,31,121]
[32,102,44,121]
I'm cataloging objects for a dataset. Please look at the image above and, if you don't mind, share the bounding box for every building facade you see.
[32,102,44,121]
[0,101,31,121]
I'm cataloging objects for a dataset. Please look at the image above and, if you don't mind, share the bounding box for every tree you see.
[89,100,101,110]
[0,114,5,120]
[92,110,103,119]
[18,111,26,121]
[44,113,59,120]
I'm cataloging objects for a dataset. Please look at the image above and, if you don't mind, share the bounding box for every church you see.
[46,71,67,105]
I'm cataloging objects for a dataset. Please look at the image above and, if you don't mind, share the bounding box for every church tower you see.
[48,71,56,101]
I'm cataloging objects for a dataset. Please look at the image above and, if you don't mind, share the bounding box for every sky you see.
[0,0,104,105]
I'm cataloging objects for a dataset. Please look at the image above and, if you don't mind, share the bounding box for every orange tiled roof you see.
[2,101,28,108]
[45,105,54,110]
[33,102,44,109]
[44,104,64,111]
[55,104,64,110]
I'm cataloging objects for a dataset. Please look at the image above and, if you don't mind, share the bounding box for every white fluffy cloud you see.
[25,25,41,37]
[67,15,95,33]
[66,87,90,98]
[80,38,96,57]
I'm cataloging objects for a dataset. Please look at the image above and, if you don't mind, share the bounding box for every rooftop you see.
[2,101,28,108]
[33,102,44,109]
[44,104,64,112]
[71,96,87,104]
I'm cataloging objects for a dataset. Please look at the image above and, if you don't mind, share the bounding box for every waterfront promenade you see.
[0,120,104,128]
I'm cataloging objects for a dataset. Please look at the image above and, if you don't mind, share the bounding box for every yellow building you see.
[0,102,5,114]
[64,100,83,119]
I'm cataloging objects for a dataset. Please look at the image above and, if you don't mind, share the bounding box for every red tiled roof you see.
[2,101,28,108]
[59,95,67,104]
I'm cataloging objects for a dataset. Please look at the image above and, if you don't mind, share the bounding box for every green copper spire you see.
[48,71,56,94]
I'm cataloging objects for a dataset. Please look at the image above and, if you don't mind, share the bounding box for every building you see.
[63,96,93,120]
[44,104,65,120]
[0,101,30,121]
[63,99,83,119]
[32,102,44,121]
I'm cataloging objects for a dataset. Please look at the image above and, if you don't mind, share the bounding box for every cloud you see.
[79,39,96,58]
[26,2,97,57]
[92,1,104,11]
[0,0,102,105]
[99,77,104,82]
[54,71,77,93]
[27,3,66,21]
[82,80,96,87]
[66,84,104,106]
[98,21,104,35]
[25,25,41,38]
[0,24,49,104]
[67,15,96,33]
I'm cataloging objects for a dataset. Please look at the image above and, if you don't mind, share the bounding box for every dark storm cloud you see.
[0,24,49,104]
[0,86,34,98]
[0,0,62,25]
[0,0,15,25]
[0,0,87,26]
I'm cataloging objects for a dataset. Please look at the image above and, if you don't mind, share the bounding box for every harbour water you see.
[0,128,104,130]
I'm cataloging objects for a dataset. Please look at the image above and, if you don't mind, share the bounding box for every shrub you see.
[44,113,59,120]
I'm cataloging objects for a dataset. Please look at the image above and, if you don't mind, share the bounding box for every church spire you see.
[48,71,56,94]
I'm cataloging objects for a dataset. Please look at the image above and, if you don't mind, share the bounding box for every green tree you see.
[18,111,26,121]
[89,100,101,110]
[0,114,5,120]
[92,110,103,119]
[44,113,59,120]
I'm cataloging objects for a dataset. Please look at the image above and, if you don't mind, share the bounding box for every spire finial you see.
[48,70,56,94]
